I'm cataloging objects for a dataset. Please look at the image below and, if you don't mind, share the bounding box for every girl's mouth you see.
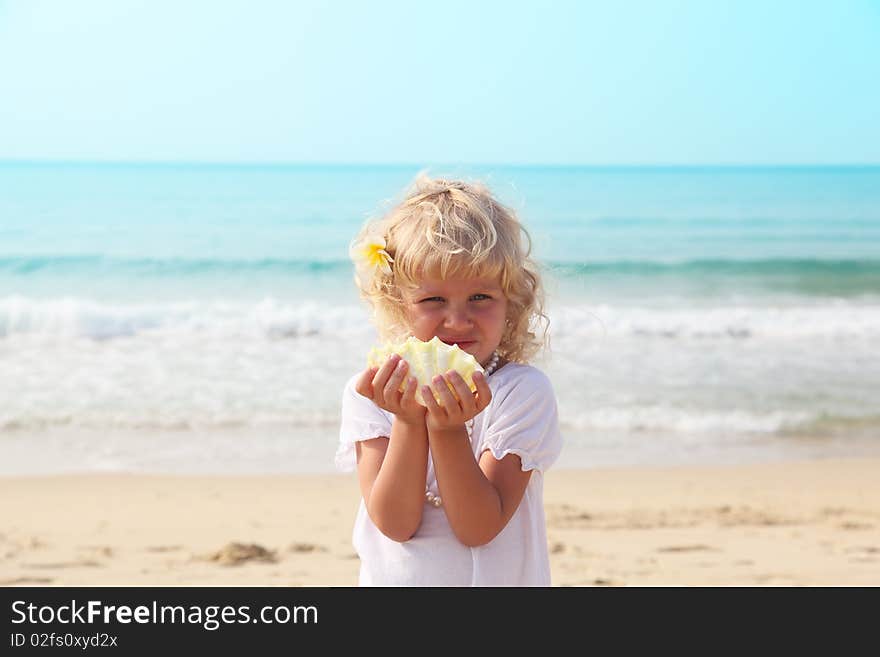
[441,339,475,348]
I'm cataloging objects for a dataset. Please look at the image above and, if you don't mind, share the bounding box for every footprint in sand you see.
[288,542,328,554]
[21,560,103,569]
[753,573,796,584]
[204,542,278,566]
[839,522,874,530]
[78,545,114,558]
[0,576,54,585]
[145,545,184,553]
[656,544,719,553]
[845,546,879,561]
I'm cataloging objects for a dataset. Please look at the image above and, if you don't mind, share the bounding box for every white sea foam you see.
[3,295,880,341]
[559,405,812,436]
[548,302,880,340]
[2,294,878,474]
[0,296,372,340]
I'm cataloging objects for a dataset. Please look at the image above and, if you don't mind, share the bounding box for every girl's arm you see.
[353,355,429,542]
[355,416,428,542]
[427,426,531,547]
[420,370,532,547]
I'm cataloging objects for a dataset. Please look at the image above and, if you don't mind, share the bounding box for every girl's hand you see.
[421,370,492,434]
[355,353,426,426]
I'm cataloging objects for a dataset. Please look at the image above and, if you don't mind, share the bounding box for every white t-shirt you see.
[335,362,563,586]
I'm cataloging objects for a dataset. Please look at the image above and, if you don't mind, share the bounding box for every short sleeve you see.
[335,372,394,472]
[479,367,563,473]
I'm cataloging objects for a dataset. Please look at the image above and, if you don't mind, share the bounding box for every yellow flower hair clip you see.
[350,233,394,276]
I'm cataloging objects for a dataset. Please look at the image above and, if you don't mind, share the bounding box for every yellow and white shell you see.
[367,336,485,406]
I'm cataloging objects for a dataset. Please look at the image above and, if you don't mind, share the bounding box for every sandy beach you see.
[1,457,878,587]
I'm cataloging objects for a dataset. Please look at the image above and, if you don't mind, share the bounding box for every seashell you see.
[367,336,485,406]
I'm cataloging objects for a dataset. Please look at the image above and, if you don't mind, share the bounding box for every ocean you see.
[2,162,879,474]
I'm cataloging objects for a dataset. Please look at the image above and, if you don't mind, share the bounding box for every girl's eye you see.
[419,294,492,303]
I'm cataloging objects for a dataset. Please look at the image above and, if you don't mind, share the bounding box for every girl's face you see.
[403,272,508,368]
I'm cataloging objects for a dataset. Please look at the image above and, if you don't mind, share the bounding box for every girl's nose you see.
[443,307,472,328]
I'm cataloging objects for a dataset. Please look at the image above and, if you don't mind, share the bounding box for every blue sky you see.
[1,0,878,165]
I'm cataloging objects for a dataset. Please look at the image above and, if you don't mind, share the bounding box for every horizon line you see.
[1,158,879,170]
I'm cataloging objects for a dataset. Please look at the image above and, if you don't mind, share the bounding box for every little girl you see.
[336,174,563,586]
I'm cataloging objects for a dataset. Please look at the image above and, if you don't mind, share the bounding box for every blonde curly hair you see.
[350,173,549,364]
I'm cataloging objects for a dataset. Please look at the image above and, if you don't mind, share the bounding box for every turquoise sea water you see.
[2,163,879,473]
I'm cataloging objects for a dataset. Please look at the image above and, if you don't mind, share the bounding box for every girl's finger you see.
[401,376,418,405]
[421,384,444,417]
[446,371,474,414]
[473,371,492,411]
[431,375,458,415]
[371,354,400,398]
[355,367,378,397]
[383,358,408,400]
